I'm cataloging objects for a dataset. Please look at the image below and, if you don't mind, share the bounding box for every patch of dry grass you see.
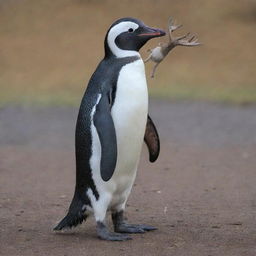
[1,0,256,105]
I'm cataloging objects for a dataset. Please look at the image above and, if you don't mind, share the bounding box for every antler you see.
[168,17,182,41]
[168,18,200,47]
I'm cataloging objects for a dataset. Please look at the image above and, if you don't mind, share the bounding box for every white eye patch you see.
[107,21,140,58]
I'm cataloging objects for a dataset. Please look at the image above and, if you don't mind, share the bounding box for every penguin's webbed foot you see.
[114,223,157,233]
[96,221,132,241]
[112,211,157,234]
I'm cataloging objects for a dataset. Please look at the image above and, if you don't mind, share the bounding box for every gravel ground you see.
[0,100,256,256]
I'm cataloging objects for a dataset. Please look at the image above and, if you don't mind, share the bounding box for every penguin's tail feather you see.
[53,193,88,231]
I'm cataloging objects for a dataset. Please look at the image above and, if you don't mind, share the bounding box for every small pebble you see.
[228,222,242,226]
[211,225,221,229]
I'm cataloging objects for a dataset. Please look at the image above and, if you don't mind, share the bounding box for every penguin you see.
[54,17,165,241]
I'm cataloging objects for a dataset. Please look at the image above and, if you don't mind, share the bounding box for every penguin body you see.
[54,17,165,241]
[88,57,148,221]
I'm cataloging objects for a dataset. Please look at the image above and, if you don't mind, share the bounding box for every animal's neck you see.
[161,43,175,56]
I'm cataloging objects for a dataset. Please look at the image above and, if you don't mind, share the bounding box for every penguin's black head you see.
[104,17,166,58]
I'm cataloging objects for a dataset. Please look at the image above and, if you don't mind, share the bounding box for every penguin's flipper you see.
[93,93,117,181]
[144,115,160,162]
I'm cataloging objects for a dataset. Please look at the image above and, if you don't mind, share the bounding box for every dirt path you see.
[1,100,256,256]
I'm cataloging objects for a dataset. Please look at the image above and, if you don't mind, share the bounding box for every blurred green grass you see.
[1,0,256,106]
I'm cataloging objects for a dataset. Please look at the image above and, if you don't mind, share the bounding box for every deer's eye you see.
[128,28,134,33]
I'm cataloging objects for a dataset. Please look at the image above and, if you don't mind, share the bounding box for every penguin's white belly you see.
[110,59,148,206]
[89,59,148,214]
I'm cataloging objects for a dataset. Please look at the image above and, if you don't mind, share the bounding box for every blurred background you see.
[1,1,256,254]
[1,0,256,106]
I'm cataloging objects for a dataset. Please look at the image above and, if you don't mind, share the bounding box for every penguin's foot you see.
[114,223,157,233]
[96,221,132,241]
[112,211,157,234]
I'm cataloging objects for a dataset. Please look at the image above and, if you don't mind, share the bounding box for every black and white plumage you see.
[54,17,165,241]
